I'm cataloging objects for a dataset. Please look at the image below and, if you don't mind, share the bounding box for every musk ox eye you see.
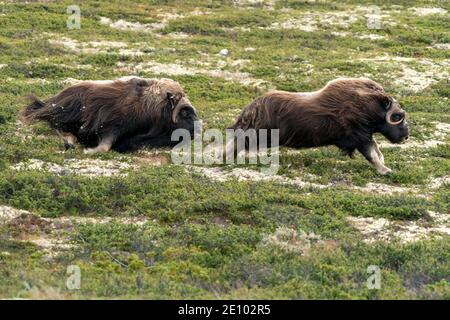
[181,109,189,117]
[390,113,404,123]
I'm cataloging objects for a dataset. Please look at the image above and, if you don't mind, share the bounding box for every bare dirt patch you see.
[347,211,450,243]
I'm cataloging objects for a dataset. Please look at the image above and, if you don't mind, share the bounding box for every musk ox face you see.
[378,98,409,144]
[167,93,198,136]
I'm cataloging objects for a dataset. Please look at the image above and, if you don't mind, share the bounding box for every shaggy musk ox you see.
[20,77,198,153]
[230,78,409,174]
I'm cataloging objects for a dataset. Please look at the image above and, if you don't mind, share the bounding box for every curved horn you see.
[172,97,192,123]
[385,100,404,125]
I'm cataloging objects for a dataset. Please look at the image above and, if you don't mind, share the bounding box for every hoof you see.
[378,167,393,175]
[64,141,75,150]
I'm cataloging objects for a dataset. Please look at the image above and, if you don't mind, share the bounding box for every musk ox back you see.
[230,78,409,174]
[20,77,198,153]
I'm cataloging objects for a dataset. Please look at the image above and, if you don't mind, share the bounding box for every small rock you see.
[219,49,229,57]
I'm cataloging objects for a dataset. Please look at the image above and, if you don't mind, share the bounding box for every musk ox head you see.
[140,78,198,136]
[332,77,409,144]
[376,97,409,144]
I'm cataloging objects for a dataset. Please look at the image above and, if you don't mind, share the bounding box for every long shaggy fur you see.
[20,77,197,152]
[229,77,409,174]
[230,77,404,156]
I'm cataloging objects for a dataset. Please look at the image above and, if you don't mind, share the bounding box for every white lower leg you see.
[65,134,77,145]
[369,146,391,175]
[84,136,114,154]
[56,130,78,150]
[373,140,385,164]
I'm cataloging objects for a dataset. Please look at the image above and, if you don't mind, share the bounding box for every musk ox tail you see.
[19,95,47,123]
[19,92,83,133]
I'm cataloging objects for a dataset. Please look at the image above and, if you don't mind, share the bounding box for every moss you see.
[0,0,449,299]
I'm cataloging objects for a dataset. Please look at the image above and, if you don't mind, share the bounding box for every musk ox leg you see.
[373,139,385,164]
[83,135,115,154]
[56,130,78,150]
[358,141,392,175]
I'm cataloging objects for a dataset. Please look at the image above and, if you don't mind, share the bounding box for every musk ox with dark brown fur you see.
[229,78,409,174]
[20,76,198,153]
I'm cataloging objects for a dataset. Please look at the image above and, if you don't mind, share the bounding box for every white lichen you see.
[116,61,266,87]
[12,159,135,177]
[409,7,448,16]
[261,227,321,254]
[347,211,450,244]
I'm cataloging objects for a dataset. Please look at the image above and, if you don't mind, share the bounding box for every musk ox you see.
[20,76,198,153]
[229,78,409,174]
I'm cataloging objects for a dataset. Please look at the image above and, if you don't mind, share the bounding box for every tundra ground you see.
[0,0,449,299]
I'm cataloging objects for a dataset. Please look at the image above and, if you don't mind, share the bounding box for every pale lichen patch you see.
[99,10,210,34]
[47,36,149,56]
[116,61,266,87]
[100,17,166,33]
[353,183,419,196]
[360,55,449,92]
[261,227,322,254]
[409,7,448,16]
[332,31,385,40]
[347,211,450,244]
[188,166,330,189]
[430,43,450,50]
[12,159,135,177]
[0,205,29,224]
[428,176,450,189]
[232,0,275,9]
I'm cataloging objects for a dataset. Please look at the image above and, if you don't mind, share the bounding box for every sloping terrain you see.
[0,0,449,299]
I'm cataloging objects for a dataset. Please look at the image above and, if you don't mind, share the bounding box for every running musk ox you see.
[20,77,198,153]
[229,78,409,174]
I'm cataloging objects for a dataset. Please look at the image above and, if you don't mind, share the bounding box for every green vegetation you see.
[0,0,448,299]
